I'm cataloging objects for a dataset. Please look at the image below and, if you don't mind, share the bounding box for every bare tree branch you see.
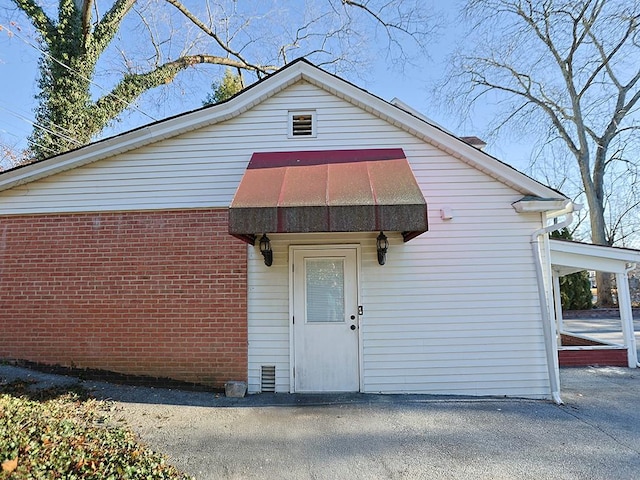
[580,10,636,95]
[163,0,275,75]
[9,0,55,44]
[92,53,269,119]
[132,5,162,68]
[464,56,580,154]
[91,0,136,55]
[79,0,94,44]
[342,0,415,37]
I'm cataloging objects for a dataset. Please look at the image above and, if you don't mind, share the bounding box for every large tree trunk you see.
[586,179,615,307]
[30,60,95,156]
[595,271,615,307]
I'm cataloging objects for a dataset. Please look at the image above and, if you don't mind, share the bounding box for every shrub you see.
[551,229,593,310]
[0,381,191,479]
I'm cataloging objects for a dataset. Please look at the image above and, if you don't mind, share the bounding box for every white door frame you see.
[289,244,363,392]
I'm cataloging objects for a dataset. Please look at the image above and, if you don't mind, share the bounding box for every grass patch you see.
[0,380,192,479]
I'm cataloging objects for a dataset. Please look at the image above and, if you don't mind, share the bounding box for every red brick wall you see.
[0,209,248,388]
[559,349,628,367]
[560,334,606,347]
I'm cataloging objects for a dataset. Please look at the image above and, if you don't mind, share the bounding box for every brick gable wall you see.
[0,209,247,388]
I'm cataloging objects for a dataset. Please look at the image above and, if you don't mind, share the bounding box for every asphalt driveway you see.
[2,365,640,479]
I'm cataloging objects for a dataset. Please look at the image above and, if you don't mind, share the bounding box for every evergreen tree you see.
[551,229,593,310]
[202,69,244,107]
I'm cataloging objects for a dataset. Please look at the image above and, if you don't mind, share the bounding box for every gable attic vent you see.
[261,365,276,393]
[289,111,316,137]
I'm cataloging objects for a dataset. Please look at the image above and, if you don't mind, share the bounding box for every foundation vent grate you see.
[261,365,276,393]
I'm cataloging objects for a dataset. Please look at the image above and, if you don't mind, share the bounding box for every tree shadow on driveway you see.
[3,364,640,479]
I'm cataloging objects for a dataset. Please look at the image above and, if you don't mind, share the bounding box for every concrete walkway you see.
[2,365,640,479]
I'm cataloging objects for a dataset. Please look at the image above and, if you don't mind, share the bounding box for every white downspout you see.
[531,209,574,405]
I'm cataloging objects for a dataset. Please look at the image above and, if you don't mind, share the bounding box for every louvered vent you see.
[291,112,314,136]
[260,365,276,393]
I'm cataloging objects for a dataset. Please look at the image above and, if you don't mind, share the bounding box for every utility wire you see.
[0,127,22,140]
[2,140,57,158]
[2,24,158,123]
[0,39,85,147]
[0,103,82,146]
[0,99,80,139]
[0,109,77,156]
[0,49,85,146]
[0,126,58,156]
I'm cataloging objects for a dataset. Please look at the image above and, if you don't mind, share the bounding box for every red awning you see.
[229,149,428,244]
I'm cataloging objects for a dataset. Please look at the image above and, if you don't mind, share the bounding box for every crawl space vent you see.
[291,113,314,136]
[261,365,276,393]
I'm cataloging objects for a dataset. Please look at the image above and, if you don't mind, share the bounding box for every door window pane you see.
[306,258,345,323]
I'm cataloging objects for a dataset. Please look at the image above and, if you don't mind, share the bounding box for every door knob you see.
[350,315,356,320]
[350,324,357,330]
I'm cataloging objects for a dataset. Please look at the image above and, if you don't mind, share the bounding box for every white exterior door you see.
[292,247,360,392]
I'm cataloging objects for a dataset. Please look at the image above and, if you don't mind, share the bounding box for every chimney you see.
[460,136,487,150]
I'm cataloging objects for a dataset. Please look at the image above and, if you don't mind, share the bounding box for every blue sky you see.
[0,1,533,171]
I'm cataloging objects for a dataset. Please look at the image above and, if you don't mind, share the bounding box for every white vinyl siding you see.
[243,85,548,397]
[246,85,548,397]
[2,81,429,214]
[1,80,550,398]
[247,216,548,397]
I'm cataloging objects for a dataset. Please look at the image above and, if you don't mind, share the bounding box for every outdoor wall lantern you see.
[259,233,273,267]
[376,231,388,266]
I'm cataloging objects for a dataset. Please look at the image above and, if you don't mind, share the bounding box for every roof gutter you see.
[530,202,576,404]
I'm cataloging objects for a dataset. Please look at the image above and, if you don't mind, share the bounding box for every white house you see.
[1,59,637,402]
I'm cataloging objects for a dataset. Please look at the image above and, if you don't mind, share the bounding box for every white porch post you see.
[616,271,638,368]
[552,272,564,334]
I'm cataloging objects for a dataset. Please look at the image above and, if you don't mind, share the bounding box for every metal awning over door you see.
[229,149,428,244]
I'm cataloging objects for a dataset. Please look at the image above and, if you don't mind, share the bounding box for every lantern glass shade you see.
[376,231,388,265]
[259,234,273,266]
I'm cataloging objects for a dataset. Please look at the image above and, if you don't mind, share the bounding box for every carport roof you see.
[550,239,640,275]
